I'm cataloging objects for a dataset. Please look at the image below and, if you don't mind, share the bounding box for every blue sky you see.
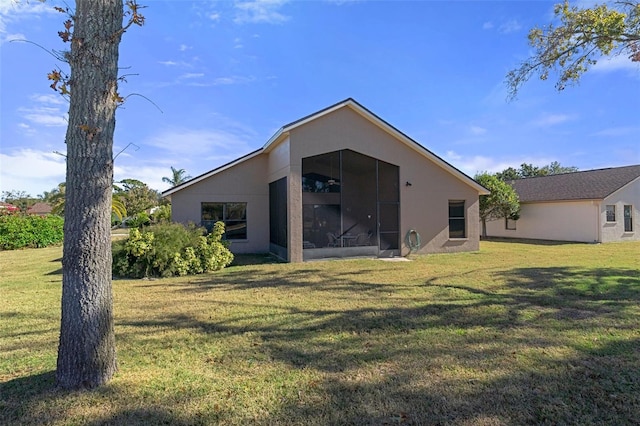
[1,0,639,197]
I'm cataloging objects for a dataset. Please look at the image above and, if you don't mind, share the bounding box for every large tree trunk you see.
[56,0,123,390]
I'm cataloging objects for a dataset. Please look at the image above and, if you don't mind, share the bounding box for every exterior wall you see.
[485,200,600,243]
[170,155,270,253]
[601,178,640,242]
[288,106,480,256]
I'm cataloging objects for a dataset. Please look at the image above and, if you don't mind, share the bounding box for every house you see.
[0,202,20,213]
[27,202,53,216]
[164,99,489,262]
[485,165,640,243]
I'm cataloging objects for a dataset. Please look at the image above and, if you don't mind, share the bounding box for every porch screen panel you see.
[378,160,400,250]
[269,177,287,248]
[302,151,342,248]
[341,150,377,245]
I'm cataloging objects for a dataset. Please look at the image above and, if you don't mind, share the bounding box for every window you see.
[606,205,616,222]
[505,217,517,230]
[449,201,466,238]
[624,205,633,232]
[201,202,247,239]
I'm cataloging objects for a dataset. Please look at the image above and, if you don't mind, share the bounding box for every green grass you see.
[1,241,639,425]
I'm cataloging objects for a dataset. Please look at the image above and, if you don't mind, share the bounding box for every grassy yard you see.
[1,241,639,425]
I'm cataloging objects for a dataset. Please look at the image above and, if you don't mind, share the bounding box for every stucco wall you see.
[601,178,639,242]
[170,155,270,253]
[288,106,480,257]
[485,200,600,243]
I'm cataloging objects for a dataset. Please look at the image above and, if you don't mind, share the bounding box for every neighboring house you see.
[485,165,640,243]
[27,202,53,216]
[0,202,20,213]
[164,99,489,262]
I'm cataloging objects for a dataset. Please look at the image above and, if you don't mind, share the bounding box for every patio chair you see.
[326,232,340,247]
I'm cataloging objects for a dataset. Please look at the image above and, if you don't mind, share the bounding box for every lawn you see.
[1,240,639,425]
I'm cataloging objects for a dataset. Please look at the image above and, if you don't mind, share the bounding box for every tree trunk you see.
[56,0,123,390]
[481,218,487,240]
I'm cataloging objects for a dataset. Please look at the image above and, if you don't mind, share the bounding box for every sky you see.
[1,0,639,197]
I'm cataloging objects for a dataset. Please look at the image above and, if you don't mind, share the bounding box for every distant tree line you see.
[495,161,579,181]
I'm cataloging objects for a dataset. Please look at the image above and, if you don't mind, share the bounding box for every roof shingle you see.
[509,165,640,202]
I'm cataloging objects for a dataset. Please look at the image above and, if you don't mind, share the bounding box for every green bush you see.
[0,214,64,250]
[126,212,150,229]
[150,204,171,224]
[112,221,234,278]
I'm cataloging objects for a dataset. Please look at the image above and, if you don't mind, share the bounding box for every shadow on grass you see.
[123,263,640,423]
[86,408,195,426]
[230,253,285,266]
[8,263,635,424]
[271,337,640,425]
[0,371,58,424]
[186,264,409,295]
[482,237,585,246]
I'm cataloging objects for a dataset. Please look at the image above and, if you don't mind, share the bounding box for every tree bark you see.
[56,0,123,390]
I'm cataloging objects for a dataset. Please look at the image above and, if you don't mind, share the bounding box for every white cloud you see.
[532,113,576,127]
[592,126,640,137]
[469,125,487,136]
[498,19,522,34]
[114,164,175,193]
[0,0,56,36]
[209,12,221,21]
[179,72,205,79]
[234,0,290,24]
[0,148,66,195]
[482,21,494,30]
[1,32,24,44]
[212,75,256,85]
[592,55,640,74]
[16,92,68,127]
[444,151,555,176]
[179,44,192,51]
[144,127,254,159]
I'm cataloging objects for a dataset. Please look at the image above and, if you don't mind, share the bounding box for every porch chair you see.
[326,232,340,247]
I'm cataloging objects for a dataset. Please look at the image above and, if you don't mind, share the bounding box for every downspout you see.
[596,201,602,243]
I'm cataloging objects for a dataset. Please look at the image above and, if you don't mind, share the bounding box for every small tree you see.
[475,173,520,239]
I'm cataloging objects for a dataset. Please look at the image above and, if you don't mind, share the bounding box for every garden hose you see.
[406,229,421,253]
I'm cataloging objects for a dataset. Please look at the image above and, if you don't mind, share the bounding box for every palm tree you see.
[162,166,192,187]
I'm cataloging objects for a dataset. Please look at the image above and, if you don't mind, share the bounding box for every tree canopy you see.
[495,162,579,181]
[507,1,640,98]
[114,179,160,217]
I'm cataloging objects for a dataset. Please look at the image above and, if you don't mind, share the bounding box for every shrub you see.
[112,221,233,278]
[0,214,64,250]
[150,204,171,224]
[125,212,150,229]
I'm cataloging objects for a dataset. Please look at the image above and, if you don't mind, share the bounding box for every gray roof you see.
[509,165,640,202]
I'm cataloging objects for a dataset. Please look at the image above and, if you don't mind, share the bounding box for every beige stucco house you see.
[164,99,489,262]
[485,165,640,243]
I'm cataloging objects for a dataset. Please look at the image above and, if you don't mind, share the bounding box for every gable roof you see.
[27,202,53,215]
[164,98,489,197]
[509,165,640,203]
